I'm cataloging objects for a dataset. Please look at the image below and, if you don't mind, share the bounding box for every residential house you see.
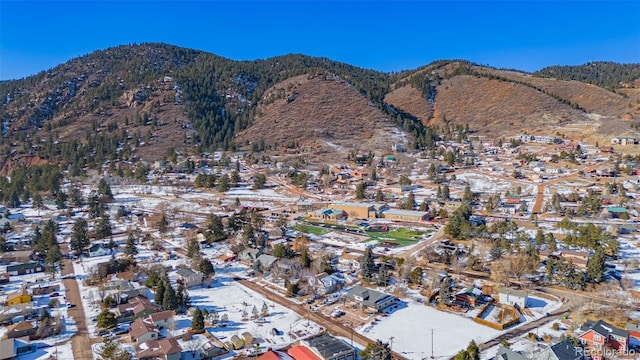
[454,286,484,307]
[88,244,111,257]
[117,296,160,318]
[288,345,322,360]
[6,262,44,276]
[345,285,398,312]
[260,349,294,360]
[0,303,37,324]
[560,250,590,270]
[578,320,629,353]
[146,310,173,329]
[338,252,361,271]
[256,254,278,270]
[175,268,203,288]
[0,338,36,360]
[537,339,585,360]
[238,248,261,263]
[603,206,628,219]
[129,317,159,344]
[0,250,34,264]
[490,346,528,360]
[498,288,528,308]
[611,137,637,146]
[301,334,355,360]
[4,321,36,339]
[6,288,31,306]
[310,273,342,296]
[136,337,182,360]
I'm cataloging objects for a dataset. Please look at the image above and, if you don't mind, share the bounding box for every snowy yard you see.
[359,301,501,359]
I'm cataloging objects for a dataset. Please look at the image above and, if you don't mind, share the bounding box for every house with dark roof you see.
[578,319,629,352]
[538,339,585,360]
[136,337,182,360]
[490,346,528,360]
[6,262,44,276]
[345,285,397,312]
[302,333,355,360]
[117,296,160,318]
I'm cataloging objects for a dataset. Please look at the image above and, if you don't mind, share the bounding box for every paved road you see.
[62,258,94,360]
[233,276,408,360]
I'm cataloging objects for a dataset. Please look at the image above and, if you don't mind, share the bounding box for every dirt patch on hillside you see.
[429,75,588,137]
[384,85,432,123]
[237,74,406,154]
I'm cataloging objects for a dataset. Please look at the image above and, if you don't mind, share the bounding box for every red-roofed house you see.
[288,345,322,360]
[258,349,293,360]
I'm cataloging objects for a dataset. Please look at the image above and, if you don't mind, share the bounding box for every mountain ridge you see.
[1,42,639,173]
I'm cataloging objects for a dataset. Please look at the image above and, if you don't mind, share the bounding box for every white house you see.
[175,268,203,288]
[88,244,111,257]
[498,288,528,308]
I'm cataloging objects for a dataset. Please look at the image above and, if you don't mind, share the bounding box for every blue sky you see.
[1,1,639,80]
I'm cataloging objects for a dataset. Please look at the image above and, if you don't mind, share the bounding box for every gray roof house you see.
[491,346,528,360]
[345,285,398,312]
[537,339,585,360]
[303,334,355,360]
[176,268,203,288]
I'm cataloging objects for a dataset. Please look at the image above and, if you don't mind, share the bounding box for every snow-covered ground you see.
[359,300,501,359]
[455,172,533,195]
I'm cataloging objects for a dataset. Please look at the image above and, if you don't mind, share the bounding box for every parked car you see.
[49,292,60,298]
[111,327,128,335]
[67,304,76,308]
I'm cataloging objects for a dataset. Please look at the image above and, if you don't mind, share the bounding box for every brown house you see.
[4,321,36,339]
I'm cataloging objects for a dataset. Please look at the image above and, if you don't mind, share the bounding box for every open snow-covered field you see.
[359,301,501,359]
[455,172,534,195]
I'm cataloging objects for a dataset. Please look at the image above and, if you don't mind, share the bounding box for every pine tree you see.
[155,281,166,305]
[356,182,367,200]
[404,191,415,210]
[191,307,204,331]
[124,233,138,257]
[0,236,6,254]
[439,276,452,305]
[95,215,112,240]
[162,283,177,310]
[300,248,311,268]
[375,189,384,202]
[217,174,230,192]
[360,248,376,280]
[157,214,169,233]
[261,302,269,316]
[206,214,226,242]
[198,258,215,277]
[187,239,200,260]
[586,248,606,283]
[70,218,90,254]
[443,184,450,200]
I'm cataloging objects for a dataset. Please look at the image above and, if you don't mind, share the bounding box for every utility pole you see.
[431,329,434,359]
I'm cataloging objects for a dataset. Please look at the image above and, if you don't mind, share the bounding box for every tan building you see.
[380,208,429,222]
[328,202,375,219]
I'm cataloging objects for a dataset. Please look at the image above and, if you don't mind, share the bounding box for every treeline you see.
[535,62,640,90]
[0,165,63,207]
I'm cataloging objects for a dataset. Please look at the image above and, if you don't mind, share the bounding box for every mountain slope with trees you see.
[0,43,639,173]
